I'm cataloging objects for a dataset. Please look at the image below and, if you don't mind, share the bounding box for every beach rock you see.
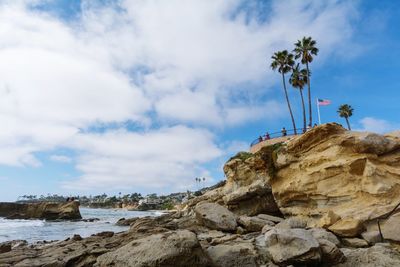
[308,227,341,246]
[237,216,274,232]
[195,203,237,231]
[256,214,284,223]
[329,218,365,237]
[318,239,346,265]
[261,224,274,234]
[95,230,210,267]
[342,238,369,248]
[206,241,259,267]
[0,242,11,254]
[380,212,400,242]
[333,244,400,267]
[275,217,308,229]
[361,230,382,245]
[270,123,400,227]
[116,217,139,226]
[0,201,81,220]
[264,228,321,265]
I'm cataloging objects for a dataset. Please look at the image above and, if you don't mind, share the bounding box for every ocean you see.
[0,207,162,243]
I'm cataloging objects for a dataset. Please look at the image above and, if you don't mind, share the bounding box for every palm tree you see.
[289,64,308,132]
[293,37,319,127]
[337,104,354,130]
[271,50,297,134]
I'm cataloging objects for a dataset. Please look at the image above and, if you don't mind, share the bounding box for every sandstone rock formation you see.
[0,201,81,220]
[271,123,400,233]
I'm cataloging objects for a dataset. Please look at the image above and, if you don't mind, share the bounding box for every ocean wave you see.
[0,218,45,229]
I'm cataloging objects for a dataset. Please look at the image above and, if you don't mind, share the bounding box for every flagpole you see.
[317,98,321,125]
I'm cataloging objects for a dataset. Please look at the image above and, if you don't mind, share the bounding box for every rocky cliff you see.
[1,123,400,266]
[0,201,82,220]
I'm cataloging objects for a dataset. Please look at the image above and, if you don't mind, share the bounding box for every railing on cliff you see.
[250,128,304,147]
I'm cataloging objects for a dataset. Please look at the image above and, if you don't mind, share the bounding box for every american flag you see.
[318,99,331,106]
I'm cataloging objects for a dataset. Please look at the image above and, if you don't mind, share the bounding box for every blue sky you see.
[0,0,399,201]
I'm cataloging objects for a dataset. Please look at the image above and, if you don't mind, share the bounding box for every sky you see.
[0,0,399,201]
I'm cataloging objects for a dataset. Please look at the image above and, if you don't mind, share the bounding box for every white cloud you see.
[358,117,400,134]
[0,0,361,192]
[64,126,222,190]
[50,155,72,163]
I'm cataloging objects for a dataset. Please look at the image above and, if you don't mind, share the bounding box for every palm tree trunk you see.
[306,61,312,127]
[282,73,297,135]
[299,88,306,132]
[345,117,351,130]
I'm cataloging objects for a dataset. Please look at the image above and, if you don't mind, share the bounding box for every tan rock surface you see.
[270,123,400,228]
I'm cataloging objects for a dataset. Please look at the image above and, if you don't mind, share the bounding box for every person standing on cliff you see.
[281,127,287,136]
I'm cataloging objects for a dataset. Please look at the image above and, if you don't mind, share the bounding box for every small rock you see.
[72,234,83,241]
[261,224,274,234]
[116,217,138,226]
[238,216,274,232]
[236,226,246,235]
[256,214,284,223]
[381,212,400,242]
[94,231,114,238]
[329,218,364,237]
[361,230,382,245]
[318,239,346,265]
[275,217,308,229]
[342,238,369,248]
[317,210,341,228]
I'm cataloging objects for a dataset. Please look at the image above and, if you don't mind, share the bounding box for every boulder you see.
[195,203,237,231]
[95,230,210,267]
[308,228,341,246]
[333,244,400,267]
[270,123,400,228]
[380,212,400,242]
[207,241,259,267]
[237,216,274,232]
[318,239,346,265]
[264,228,321,265]
[329,218,365,237]
[342,238,369,248]
[0,201,81,220]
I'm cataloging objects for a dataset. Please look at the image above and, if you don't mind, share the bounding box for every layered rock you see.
[270,123,400,231]
[0,201,81,220]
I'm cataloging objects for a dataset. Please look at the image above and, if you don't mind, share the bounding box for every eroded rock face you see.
[0,201,81,220]
[195,203,237,231]
[270,123,400,230]
[95,230,210,267]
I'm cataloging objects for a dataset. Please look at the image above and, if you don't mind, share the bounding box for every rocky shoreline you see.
[1,123,400,266]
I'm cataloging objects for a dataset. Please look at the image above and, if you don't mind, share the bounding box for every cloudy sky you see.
[0,0,399,201]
